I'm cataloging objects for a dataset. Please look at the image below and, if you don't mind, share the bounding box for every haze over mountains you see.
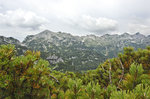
[0,30,150,71]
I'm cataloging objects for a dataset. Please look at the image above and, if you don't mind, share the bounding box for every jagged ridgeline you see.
[1,30,150,71]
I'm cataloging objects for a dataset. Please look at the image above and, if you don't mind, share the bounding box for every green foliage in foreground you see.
[0,44,150,99]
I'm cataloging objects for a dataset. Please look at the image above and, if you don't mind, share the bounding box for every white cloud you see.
[0,0,150,39]
[80,15,118,33]
[0,9,47,30]
[60,15,118,34]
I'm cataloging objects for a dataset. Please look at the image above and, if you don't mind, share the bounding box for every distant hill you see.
[0,36,28,55]
[1,30,150,71]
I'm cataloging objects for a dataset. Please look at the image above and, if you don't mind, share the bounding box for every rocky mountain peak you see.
[40,30,53,34]
[133,32,145,37]
[135,32,140,35]
[121,32,130,36]
[37,30,55,36]
[132,32,145,40]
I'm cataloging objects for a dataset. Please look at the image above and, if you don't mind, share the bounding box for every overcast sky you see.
[0,0,150,41]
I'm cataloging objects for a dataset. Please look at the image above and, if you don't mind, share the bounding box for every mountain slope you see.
[22,30,106,71]
[1,30,150,71]
[22,30,150,71]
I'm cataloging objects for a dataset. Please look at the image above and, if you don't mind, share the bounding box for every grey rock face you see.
[1,30,150,71]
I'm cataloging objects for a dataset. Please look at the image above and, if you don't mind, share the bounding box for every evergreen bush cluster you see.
[0,45,150,99]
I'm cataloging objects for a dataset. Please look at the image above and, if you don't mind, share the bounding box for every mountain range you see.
[1,30,150,71]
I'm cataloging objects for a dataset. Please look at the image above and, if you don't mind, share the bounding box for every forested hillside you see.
[0,44,150,99]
